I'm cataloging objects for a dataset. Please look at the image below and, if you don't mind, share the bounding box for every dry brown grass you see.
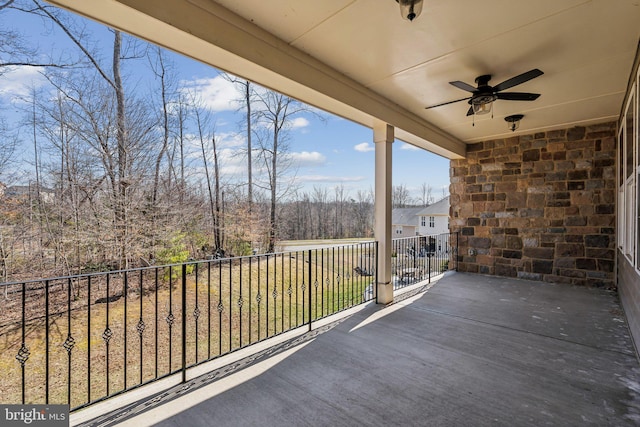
[0,247,376,409]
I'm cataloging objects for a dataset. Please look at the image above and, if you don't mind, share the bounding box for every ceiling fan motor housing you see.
[471,93,497,106]
[471,75,496,105]
[475,74,492,87]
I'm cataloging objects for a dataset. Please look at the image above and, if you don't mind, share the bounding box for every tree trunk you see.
[212,135,223,251]
[268,124,278,252]
[113,30,128,269]
[245,82,253,210]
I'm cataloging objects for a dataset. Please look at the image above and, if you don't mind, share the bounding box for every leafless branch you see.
[0,62,72,68]
[0,0,15,11]
[29,0,116,90]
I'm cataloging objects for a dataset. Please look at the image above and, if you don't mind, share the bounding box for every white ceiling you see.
[47,0,640,157]
[211,0,640,142]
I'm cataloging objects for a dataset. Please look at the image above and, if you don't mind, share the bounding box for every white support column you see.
[374,122,394,304]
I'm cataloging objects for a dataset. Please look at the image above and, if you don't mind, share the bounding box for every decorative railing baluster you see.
[123,272,128,390]
[138,270,145,385]
[307,249,312,330]
[167,266,174,373]
[104,274,112,397]
[154,267,159,379]
[207,261,212,360]
[257,255,262,341]
[86,276,91,403]
[46,279,51,404]
[65,277,75,404]
[295,251,299,327]
[238,258,243,349]
[217,259,223,356]
[17,282,29,404]
[266,254,270,338]
[181,263,187,383]
[282,254,287,332]
[248,256,252,345]
[272,273,278,337]
[228,259,232,353]
[321,249,325,318]
[194,263,200,364]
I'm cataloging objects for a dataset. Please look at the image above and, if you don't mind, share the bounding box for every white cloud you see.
[354,142,374,152]
[400,143,420,151]
[291,117,310,129]
[219,147,247,176]
[287,151,326,167]
[295,175,366,183]
[181,75,241,112]
[0,66,47,100]
[217,131,245,149]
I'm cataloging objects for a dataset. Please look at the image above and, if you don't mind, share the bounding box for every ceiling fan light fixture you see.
[505,114,524,132]
[472,97,494,115]
[396,0,423,21]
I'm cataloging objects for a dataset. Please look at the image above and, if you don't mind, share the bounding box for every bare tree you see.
[392,184,412,208]
[253,90,318,252]
[223,74,255,208]
[311,186,330,239]
[0,117,18,181]
[148,48,174,213]
[333,184,347,238]
[418,182,433,206]
[353,189,374,237]
[191,92,224,252]
[25,0,150,269]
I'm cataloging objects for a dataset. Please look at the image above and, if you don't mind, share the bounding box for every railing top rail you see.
[392,232,453,242]
[0,240,381,287]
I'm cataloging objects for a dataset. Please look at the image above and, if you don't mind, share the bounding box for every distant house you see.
[4,185,55,204]
[391,196,450,237]
[417,196,450,235]
[391,206,424,237]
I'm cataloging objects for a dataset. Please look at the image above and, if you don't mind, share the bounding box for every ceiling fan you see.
[425,69,544,116]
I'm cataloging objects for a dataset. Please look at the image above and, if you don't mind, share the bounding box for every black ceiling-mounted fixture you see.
[425,69,544,116]
[396,0,423,21]
[505,114,524,132]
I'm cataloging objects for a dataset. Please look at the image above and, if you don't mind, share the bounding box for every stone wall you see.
[449,122,616,288]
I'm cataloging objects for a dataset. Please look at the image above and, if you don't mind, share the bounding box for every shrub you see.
[157,234,194,281]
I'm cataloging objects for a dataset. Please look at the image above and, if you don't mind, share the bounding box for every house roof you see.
[417,196,450,217]
[47,0,640,159]
[392,207,424,227]
[4,185,54,195]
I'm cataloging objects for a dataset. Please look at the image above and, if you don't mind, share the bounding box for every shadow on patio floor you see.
[79,272,640,426]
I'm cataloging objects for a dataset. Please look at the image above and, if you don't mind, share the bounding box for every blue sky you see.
[0,4,450,202]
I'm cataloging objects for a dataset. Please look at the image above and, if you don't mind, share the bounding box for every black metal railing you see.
[0,241,377,410]
[392,232,457,290]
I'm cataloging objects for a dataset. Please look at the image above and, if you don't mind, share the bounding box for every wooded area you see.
[0,1,442,283]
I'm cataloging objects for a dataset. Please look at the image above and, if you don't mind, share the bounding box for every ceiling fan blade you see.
[493,69,543,92]
[449,81,477,93]
[466,106,474,116]
[496,92,541,101]
[425,96,472,110]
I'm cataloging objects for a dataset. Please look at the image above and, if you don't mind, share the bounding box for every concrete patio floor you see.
[80,272,640,426]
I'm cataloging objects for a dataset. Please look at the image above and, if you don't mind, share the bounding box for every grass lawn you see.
[0,245,376,409]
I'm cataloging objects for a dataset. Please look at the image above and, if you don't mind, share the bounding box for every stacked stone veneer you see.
[450,122,616,288]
